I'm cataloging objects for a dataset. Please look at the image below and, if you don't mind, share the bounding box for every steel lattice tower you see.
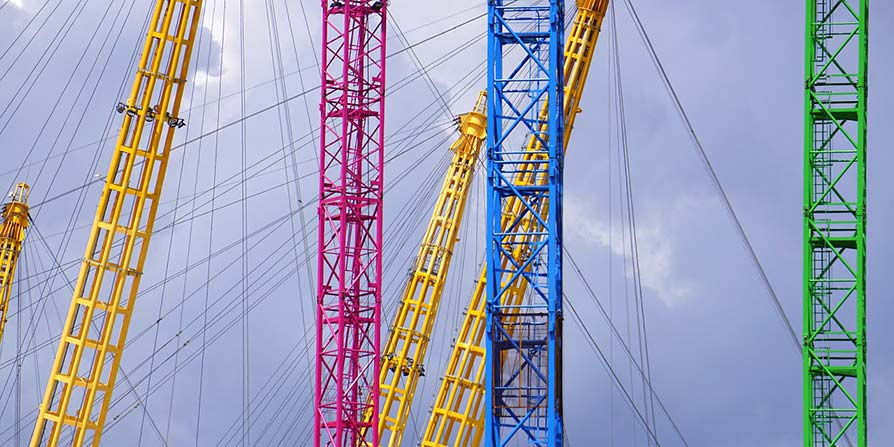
[485,1,565,446]
[803,0,868,445]
[315,1,386,446]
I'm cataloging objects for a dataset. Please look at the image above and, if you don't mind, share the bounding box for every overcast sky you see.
[0,0,892,446]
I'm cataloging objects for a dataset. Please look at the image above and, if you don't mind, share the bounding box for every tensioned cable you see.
[138,0,215,443]
[566,248,689,446]
[214,55,495,445]
[0,0,93,195]
[212,48,504,440]
[10,0,141,212]
[0,222,172,446]
[195,0,230,442]
[213,144,453,447]
[1,0,155,437]
[608,3,658,440]
[95,91,476,444]
[389,14,456,118]
[0,0,58,66]
[3,1,485,193]
[237,0,250,442]
[268,0,317,391]
[0,4,480,416]
[0,3,484,230]
[3,2,496,440]
[565,296,663,446]
[98,139,453,443]
[21,18,487,215]
[620,0,800,353]
[0,0,75,86]
[0,6,156,405]
[2,111,456,335]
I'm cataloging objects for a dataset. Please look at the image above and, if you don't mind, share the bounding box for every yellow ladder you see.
[371,92,487,447]
[30,0,203,444]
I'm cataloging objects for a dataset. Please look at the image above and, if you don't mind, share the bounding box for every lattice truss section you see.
[803,0,868,445]
[371,92,487,447]
[30,0,202,445]
[484,1,565,446]
[315,1,386,446]
[422,2,608,446]
[0,183,30,346]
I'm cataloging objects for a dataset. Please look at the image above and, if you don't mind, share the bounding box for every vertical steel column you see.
[803,0,868,445]
[422,4,608,445]
[485,1,565,446]
[315,1,386,446]
[0,183,30,346]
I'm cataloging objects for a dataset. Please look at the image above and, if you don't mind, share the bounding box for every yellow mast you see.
[30,0,203,444]
[0,183,31,346]
[421,2,609,445]
[370,92,487,447]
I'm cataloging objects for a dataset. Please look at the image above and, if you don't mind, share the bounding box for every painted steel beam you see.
[315,1,387,446]
[30,0,203,445]
[422,2,608,445]
[803,1,868,445]
[485,1,565,446]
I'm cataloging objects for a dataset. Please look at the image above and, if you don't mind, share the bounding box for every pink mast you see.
[315,1,386,446]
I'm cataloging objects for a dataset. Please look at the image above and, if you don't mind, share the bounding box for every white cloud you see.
[566,195,699,306]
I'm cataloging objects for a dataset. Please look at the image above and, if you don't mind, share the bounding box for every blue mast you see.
[485,0,565,446]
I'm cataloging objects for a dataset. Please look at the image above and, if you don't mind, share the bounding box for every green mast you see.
[803,0,868,445]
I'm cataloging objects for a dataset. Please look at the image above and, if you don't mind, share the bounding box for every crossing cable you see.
[0,21,480,396]
[99,140,452,444]
[620,0,800,353]
[239,0,252,442]
[137,0,216,443]
[0,7,155,402]
[0,0,75,86]
[0,108,459,357]
[0,0,92,192]
[0,0,59,66]
[0,2,155,438]
[4,0,484,191]
[0,222,172,446]
[565,296,663,446]
[214,62,495,445]
[214,146,453,447]
[20,19,486,216]
[0,3,490,440]
[195,0,231,441]
[14,240,27,446]
[0,0,92,145]
[268,0,317,390]
[9,0,142,212]
[608,2,658,440]
[566,248,689,446]
[389,13,456,118]
[217,71,489,445]
[22,99,468,444]
[221,82,491,447]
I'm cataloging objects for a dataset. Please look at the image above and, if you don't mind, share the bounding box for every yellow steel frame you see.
[421,2,608,445]
[30,0,202,445]
[370,92,488,447]
[0,183,31,346]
